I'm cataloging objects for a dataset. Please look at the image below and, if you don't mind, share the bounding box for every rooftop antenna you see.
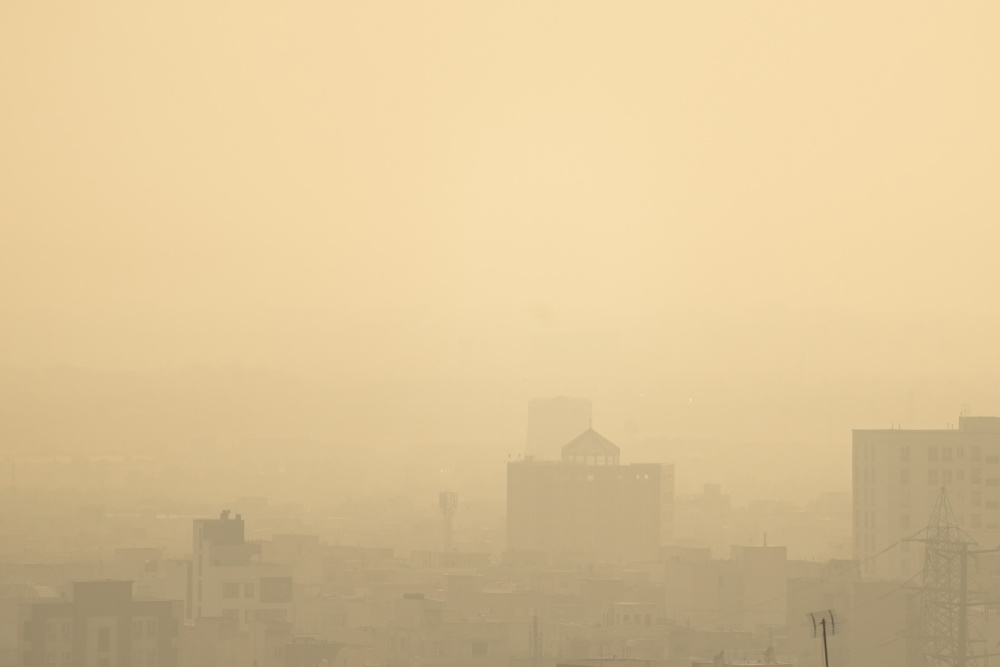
[807,609,839,667]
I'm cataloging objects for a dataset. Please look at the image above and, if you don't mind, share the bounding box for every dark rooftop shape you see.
[561,428,620,458]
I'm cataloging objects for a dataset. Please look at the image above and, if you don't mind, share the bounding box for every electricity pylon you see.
[910,487,981,666]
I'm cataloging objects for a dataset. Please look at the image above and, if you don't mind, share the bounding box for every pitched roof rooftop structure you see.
[561,427,620,465]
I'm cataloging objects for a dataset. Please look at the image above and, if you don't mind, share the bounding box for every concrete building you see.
[786,559,915,667]
[508,428,666,563]
[525,397,593,461]
[17,580,180,667]
[853,415,1000,579]
[191,511,294,628]
[662,545,805,634]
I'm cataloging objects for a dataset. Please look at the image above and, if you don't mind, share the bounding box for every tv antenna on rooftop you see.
[807,609,839,667]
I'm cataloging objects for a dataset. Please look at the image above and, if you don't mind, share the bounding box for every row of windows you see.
[897,445,991,462]
[132,619,158,640]
[860,445,1000,464]
[221,608,288,622]
[46,620,158,645]
[393,638,492,658]
[908,469,1000,485]
[44,621,71,642]
[580,474,652,481]
[44,651,70,666]
[856,489,1000,510]
[859,464,1000,485]
[857,510,1000,533]
[222,582,256,599]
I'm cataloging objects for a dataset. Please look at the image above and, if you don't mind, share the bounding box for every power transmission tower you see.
[910,487,982,666]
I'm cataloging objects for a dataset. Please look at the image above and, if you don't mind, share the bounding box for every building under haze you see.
[525,396,593,461]
[190,511,294,627]
[508,428,670,563]
[854,415,1000,579]
[16,580,179,667]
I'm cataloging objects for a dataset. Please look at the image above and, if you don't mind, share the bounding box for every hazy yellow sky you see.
[3,2,999,379]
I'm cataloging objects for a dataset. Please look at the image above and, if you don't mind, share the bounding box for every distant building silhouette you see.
[190,511,293,627]
[508,427,669,563]
[17,580,179,667]
[525,397,593,461]
[854,415,1000,579]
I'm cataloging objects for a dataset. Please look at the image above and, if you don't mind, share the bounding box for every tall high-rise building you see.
[508,427,670,563]
[525,396,592,461]
[853,415,1000,579]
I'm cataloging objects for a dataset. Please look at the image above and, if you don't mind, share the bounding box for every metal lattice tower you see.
[912,487,979,667]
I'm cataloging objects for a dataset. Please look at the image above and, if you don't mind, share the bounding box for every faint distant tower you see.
[439,491,458,552]
[525,396,592,461]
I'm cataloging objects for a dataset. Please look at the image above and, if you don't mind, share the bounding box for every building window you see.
[245,582,255,598]
[944,447,953,462]
[944,469,953,484]
[989,456,999,465]
[901,469,910,484]
[222,609,240,619]
[223,582,241,598]
[958,447,965,458]
[98,628,110,651]
[133,620,143,639]
[972,469,982,484]
[988,478,999,486]
[958,469,966,481]
[471,643,488,658]
[972,447,982,462]
[146,620,156,639]
[986,500,998,510]
[929,447,939,462]
[973,514,983,529]
[972,491,982,507]
[900,446,910,462]
[929,469,939,485]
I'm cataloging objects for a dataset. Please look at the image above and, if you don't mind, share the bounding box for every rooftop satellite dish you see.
[806,609,839,667]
